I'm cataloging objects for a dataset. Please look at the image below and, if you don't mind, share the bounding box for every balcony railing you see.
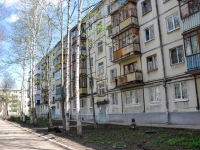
[73,88,87,96]
[116,72,143,88]
[113,43,140,63]
[182,12,200,32]
[35,100,40,105]
[72,49,87,62]
[186,53,200,73]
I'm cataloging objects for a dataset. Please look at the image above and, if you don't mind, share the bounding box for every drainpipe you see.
[194,75,200,111]
[155,0,169,124]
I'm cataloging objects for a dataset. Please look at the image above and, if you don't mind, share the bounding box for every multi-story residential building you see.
[0,89,29,116]
[70,0,200,125]
[33,0,200,125]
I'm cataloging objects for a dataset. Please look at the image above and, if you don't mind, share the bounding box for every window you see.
[110,69,117,82]
[99,84,105,95]
[170,46,184,65]
[166,13,180,32]
[145,25,154,42]
[98,41,103,53]
[89,78,94,87]
[180,0,200,19]
[125,90,139,105]
[96,22,102,34]
[73,100,76,109]
[142,0,152,15]
[90,98,93,107]
[110,93,118,105]
[147,55,158,71]
[80,99,84,108]
[88,22,92,30]
[107,25,112,36]
[184,30,200,56]
[124,62,138,75]
[107,5,111,14]
[98,62,104,74]
[163,0,169,3]
[57,103,59,109]
[174,82,187,101]
[149,87,160,102]
[72,30,77,38]
[109,47,114,61]
[89,57,93,67]
[80,78,87,88]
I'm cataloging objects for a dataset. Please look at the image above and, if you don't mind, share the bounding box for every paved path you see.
[0,119,66,150]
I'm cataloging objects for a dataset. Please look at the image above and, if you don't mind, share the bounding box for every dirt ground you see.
[32,124,200,150]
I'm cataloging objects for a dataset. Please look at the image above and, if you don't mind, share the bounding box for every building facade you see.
[33,0,200,125]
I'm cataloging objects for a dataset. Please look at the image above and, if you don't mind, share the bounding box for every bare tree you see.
[0,72,15,117]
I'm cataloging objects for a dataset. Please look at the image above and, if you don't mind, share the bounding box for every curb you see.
[1,119,74,150]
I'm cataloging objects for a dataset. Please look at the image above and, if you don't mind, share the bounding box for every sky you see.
[0,0,98,90]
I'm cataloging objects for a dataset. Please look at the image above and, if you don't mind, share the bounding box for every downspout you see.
[155,0,169,124]
[194,75,200,111]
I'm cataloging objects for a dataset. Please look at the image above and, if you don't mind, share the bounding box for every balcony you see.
[115,72,143,89]
[182,12,200,32]
[35,70,41,75]
[186,53,200,74]
[73,88,87,97]
[80,68,87,74]
[72,48,87,62]
[35,100,40,105]
[113,43,140,63]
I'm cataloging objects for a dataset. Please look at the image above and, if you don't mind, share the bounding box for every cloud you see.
[1,0,19,7]
[5,14,19,23]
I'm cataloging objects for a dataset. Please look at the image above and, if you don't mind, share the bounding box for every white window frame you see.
[110,69,117,82]
[89,57,93,68]
[98,62,104,74]
[73,100,76,109]
[147,55,158,71]
[99,84,105,96]
[110,93,118,106]
[90,98,93,108]
[145,25,154,42]
[109,47,114,61]
[125,90,140,106]
[166,12,180,33]
[88,22,92,30]
[80,99,85,108]
[55,70,61,80]
[98,41,103,53]
[149,87,161,103]
[170,45,184,65]
[174,82,188,102]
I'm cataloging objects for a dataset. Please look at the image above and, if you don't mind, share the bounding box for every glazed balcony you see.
[72,48,86,62]
[35,90,41,95]
[113,43,140,63]
[186,53,200,74]
[35,100,40,105]
[182,12,200,32]
[115,72,143,89]
[73,88,87,97]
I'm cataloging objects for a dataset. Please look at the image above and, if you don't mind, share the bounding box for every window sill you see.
[171,61,185,66]
[149,102,161,106]
[163,0,169,4]
[125,103,141,107]
[147,69,158,73]
[174,99,189,102]
[145,38,154,43]
[167,27,180,34]
[98,51,103,54]
[142,10,152,16]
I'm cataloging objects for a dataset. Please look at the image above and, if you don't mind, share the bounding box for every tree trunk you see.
[76,0,83,136]
[65,0,71,133]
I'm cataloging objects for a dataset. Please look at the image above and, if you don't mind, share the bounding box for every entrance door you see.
[98,105,107,122]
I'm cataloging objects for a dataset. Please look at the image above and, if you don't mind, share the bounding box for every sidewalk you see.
[70,120,200,130]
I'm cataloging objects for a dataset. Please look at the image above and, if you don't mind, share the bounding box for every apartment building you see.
[69,0,200,125]
[33,0,200,125]
[0,89,29,116]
